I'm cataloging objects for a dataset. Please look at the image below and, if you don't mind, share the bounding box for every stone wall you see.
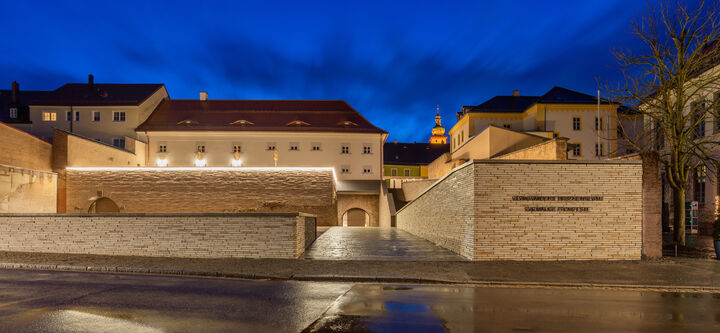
[396,162,475,258]
[397,160,643,260]
[493,138,568,160]
[0,165,57,213]
[0,122,52,172]
[427,152,465,179]
[337,193,380,227]
[65,168,338,225]
[0,213,315,258]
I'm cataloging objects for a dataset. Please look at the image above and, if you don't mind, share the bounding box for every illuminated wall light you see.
[194,158,207,167]
[231,159,243,167]
[156,158,168,167]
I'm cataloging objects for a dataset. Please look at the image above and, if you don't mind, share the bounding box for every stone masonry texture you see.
[0,213,315,258]
[397,160,643,260]
[65,169,338,225]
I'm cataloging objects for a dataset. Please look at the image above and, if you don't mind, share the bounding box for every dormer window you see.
[337,120,358,127]
[9,107,17,119]
[230,119,255,126]
[286,120,311,126]
[177,119,199,126]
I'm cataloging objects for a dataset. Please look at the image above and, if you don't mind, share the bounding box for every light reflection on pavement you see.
[1,269,720,332]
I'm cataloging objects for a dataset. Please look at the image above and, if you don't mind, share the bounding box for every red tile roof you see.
[136,99,387,134]
[30,83,166,106]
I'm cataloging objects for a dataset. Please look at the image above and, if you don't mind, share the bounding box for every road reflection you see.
[307,285,720,332]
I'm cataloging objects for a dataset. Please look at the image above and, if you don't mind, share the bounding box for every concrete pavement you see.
[1,269,720,332]
[1,251,719,291]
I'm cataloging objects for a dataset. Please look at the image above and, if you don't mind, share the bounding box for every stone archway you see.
[342,208,370,227]
[88,197,120,213]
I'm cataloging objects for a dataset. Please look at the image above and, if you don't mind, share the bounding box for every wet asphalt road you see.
[1,269,720,332]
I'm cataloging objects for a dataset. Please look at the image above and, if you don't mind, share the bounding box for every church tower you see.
[430,105,447,144]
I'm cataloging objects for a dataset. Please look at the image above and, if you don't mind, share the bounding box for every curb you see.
[2,262,720,292]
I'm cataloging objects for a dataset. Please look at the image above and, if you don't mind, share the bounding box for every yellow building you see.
[449,87,622,159]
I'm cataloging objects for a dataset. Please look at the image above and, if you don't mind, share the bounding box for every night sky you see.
[0,1,687,142]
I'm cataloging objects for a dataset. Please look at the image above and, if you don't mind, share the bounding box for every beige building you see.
[449,87,625,159]
[22,75,168,148]
[136,95,389,227]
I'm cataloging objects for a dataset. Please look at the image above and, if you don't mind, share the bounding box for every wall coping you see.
[0,164,57,177]
[0,212,317,218]
[396,158,642,214]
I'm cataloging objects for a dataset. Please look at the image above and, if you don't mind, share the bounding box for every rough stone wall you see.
[0,165,57,213]
[0,213,312,258]
[0,122,52,171]
[492,138,568,160]
[396,162,475,258]
[397,160,643,260]
[337,193,380,227]
[65,168,337,225]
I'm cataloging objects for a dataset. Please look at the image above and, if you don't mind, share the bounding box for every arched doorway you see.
[88,197,120,213]
[342,208,369,227]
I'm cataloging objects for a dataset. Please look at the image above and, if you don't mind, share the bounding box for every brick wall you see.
[0,213,315,258]
[65,168,338,225]
[397,160,643,260]
[337,193,380,227]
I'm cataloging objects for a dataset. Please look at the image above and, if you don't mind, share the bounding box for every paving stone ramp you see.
[302,227,467,261]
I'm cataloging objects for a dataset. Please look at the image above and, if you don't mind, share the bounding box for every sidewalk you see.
[0,251,719,291]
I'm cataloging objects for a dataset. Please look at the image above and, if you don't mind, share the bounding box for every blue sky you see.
[0,0,673,141]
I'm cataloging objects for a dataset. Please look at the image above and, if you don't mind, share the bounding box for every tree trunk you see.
[672,187,686,245]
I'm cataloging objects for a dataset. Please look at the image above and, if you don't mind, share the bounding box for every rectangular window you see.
[75,111,80,121]
[404,168,410,176]
[266,143,276,151]
[232,145,241,153]
[572,117,581,131]
[693,103,705,138]
[695,166,706,205]
[113,111,126,122]
[391,168,397,176]
[9,107,17,119]
[572,143,581,157]
[197,145,206,153]
[595,117,603,130]
[289,143,299,151]
[92,111,100,122]
[362,166,372,174]
[42,112,56,121]
[311,143,321,151]
[503,124,511,129]
[341,166,350,174]
[595,143,604,157]
[341,144,350,154]
[363,144,372,154]
[66,111,72,121]
[112,138,125,149]
[158,145,167,153]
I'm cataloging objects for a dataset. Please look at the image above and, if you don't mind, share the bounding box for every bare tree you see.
[608,0,720,245]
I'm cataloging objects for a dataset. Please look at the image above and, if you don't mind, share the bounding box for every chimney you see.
[11,81,18,104]
[512,90,521,96]
[394,139,398,144]
[88,74,94,88]
[199,91,208,101]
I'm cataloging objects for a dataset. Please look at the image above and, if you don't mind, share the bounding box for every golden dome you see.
[429,106,447,144]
